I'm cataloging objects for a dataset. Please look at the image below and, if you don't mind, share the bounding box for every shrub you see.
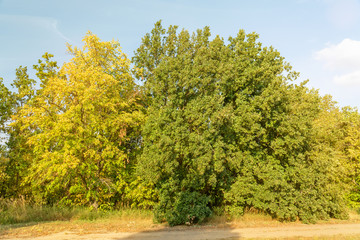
[154,191,211,226]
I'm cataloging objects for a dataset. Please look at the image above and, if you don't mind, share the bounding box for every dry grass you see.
[0,198,158,238]
[0,198,154,224]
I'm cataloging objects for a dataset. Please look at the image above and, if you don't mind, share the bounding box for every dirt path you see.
[3,223,360,240]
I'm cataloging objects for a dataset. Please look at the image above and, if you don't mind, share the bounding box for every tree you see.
[0,77,12,194]
[0,67,37,198]
[342,108,360,208]
[0,78,12,137]
[134,21,348,224]
[315,100,360,209]
[134,22,230,225]
[13,33,145,208]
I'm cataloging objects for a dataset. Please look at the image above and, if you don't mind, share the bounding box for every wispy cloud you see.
[315,38,360,86]
[0,14,72,43]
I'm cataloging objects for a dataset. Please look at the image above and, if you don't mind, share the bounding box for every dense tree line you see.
[1,22,360,225]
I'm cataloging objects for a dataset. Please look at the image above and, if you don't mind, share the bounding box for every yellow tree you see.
[13,33,144,208]
[310,96,360,211]
[338,107,360,208]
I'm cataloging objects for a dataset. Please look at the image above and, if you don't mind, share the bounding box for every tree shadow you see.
[114,225,241,240]
[0,221,242,239]
[0,222,40,235]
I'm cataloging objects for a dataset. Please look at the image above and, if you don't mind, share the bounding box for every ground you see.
[2,223,360,239]
[2,213,360,239]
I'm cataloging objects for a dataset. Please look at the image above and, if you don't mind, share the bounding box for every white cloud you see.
[334,71,360,86]
[315,38,360,71]
[0,14,71,43]
[315,38,360,86]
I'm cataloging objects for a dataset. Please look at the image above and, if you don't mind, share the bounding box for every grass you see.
[0,198,157,238]
[0,197,153,225]
[0,198,77,225]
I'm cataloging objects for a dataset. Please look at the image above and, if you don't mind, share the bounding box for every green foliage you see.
[154,190,211,226]
[317,102,360,209]
[0,146,8,193]
[0,67,37,198]
[134,22,234,225]
[134,21,352,224]
[0,78,12,194]
[341,109,360,209]
[0,78,12,135]
[124,177,158,209]
[225,86,349,223]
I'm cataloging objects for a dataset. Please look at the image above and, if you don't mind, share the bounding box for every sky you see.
[1,0,360,108]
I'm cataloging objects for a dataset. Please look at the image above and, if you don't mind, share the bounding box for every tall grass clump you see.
[0,198,154,225]
[0,198,77,224]
[75,207,153,221]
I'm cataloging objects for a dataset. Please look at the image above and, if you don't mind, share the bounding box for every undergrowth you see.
[0,198,152,225]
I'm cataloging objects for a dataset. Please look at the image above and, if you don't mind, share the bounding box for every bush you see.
[154,191,211,226]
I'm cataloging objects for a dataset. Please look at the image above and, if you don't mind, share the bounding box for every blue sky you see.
[1,0,360,108]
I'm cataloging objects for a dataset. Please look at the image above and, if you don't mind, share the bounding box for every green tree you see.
[0,78,13,136]
[134,22,230,225]
[225,82,348,223]
[0,67,37,198]
[342,108,360,208]
[341,108,360,208]
[13,33,145,208]
[0,77,13,194]
[315,100,360,209]
[134,21,349,224]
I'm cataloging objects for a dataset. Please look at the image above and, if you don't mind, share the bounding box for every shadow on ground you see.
[0,222,39,233]
[113,226,241,240]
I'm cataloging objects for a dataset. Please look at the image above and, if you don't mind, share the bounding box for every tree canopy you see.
[133,21,350,224]
[9,33,145,208]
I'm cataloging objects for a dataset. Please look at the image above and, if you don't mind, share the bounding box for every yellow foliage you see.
[12,32,144,207]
